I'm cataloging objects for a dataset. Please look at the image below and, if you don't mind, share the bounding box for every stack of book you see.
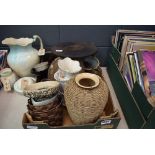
[114,30,155,104]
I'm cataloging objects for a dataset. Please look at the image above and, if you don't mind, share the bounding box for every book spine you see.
[122,56,133,89]
[132,54,139,84]
[128,54,136,83]
[134,52,144,91]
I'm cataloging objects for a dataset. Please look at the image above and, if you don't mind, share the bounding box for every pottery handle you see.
[33,35,44,50]
[33,35,45,55]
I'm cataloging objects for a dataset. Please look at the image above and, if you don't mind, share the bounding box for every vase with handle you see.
[2,35,45,77]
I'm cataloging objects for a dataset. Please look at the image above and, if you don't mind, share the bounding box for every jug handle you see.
[33,35,45,56]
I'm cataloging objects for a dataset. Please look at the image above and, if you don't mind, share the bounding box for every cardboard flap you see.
[132,82,153,120]
[107,55,145,129]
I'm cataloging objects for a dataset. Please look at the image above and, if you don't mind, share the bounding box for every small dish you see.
[14,77,36,94]
[23,81,60,98]
[75,73,100,89]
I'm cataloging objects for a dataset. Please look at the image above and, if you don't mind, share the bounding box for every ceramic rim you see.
[75,73,100,89]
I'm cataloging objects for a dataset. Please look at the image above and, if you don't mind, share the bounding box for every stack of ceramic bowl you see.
[23,81,63,126]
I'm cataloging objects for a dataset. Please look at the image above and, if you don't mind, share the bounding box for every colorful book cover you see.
[119,39,155,71]
[142,51,155,96]
[136,50,150,97]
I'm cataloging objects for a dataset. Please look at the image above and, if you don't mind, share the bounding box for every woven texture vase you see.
[64,77,109,125]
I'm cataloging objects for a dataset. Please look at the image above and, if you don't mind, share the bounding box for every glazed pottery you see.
[14,77,36,95]
[57,57,81,81]
[75,73,99,89]
[54,70,71,88]
[48,57,60,81]
[31,94,58,106]
[1,36,44,77]
[23,81,60,98]
[64,73,109,125]
[32,62,49,82]
[82,56,99,70]
[81,56,102,76]
[58,57,81,74]
[0,68,18,91]
[33,62,48,72]
[50,42,97,58]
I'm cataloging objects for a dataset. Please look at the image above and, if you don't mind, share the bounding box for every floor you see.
[0,68,128,129]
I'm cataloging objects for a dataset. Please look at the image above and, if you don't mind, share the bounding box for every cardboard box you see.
[22,94,121,129]
[107,45,155,129]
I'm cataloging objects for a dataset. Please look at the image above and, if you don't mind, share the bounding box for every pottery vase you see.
[2,37,41,77]
[64,73,109,125]
[53,57,81,89]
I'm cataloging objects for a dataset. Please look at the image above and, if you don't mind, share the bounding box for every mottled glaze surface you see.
[23,81,60,99]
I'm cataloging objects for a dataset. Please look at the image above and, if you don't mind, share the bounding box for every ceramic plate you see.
[14,77,36,95]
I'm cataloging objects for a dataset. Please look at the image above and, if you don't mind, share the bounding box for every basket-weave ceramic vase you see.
[64,73,109,125]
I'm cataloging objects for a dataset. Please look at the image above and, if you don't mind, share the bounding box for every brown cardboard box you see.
[22,94,121,129]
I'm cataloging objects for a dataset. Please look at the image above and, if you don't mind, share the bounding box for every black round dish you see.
[49,42,97,59]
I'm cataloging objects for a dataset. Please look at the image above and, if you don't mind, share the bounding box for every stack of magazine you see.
[114,29,155,105]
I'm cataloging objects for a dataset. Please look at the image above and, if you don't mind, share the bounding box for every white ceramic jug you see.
[2,35,44,77]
